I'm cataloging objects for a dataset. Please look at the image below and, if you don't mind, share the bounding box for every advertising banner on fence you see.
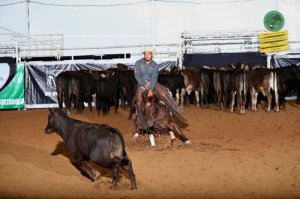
[25,63,108,109]
[0,63,25,109]
[24,61,176,109]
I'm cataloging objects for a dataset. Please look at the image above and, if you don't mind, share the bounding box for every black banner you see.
[183,52,267,68]
[25,63,108,109]
[24,61,176,109]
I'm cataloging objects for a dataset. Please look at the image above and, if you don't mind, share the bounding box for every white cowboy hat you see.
[142,46,155,55]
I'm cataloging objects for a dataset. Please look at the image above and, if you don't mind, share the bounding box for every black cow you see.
[78,71,98,112]
[95,69,120,116]
[56,71,82,113]
[56,71,98,113]
[221,69,234,110]
[198,68,214,108]
[158,67,185,107]
[213,69,223,110]
[45,109,137,190]
[274,64,300,109]
[118,69,137,120]
[212,67,234,110]
[211,66,234,111]
[296,65,300,104]
[56,72,71,111]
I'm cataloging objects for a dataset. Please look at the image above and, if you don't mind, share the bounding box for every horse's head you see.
[141,91,159,120]
[142,90,158,103]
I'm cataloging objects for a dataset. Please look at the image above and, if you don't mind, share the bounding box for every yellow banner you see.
[259,30,288,39]
[260,35,288,43]
[260,45,289,53]
[260,41,289,48]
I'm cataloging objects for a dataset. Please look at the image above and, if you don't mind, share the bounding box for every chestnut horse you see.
[133,91,190,146]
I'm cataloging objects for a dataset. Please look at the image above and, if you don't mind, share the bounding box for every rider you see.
[134,47,180,135]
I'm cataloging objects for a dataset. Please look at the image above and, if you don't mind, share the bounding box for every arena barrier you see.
[2,55,297,110]
[183,52,267,68]
[0,63,25,109]
[24,61,175,109]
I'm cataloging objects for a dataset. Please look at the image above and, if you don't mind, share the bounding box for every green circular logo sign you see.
[264,11,285,32]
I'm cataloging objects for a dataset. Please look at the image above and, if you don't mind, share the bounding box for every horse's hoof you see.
[132,133,139,140]
[185,140,191,145]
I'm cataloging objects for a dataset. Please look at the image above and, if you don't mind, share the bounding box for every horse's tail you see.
[159,101,188,128]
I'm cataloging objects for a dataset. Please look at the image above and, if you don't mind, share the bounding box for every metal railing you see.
[0,32,64,61]
[0,32,179,63]
[180,29,264,54]
[1,29,300,66]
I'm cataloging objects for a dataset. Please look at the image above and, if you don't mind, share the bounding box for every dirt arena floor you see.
[0,102,300,199]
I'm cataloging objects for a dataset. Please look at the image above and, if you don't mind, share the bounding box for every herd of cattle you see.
[55,63,300,117]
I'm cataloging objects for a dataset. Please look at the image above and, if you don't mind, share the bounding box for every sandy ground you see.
[0,102,300,199]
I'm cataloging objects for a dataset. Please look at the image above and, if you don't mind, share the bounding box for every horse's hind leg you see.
[170,122,190,145]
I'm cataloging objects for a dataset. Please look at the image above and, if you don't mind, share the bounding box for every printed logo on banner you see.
[0,63,24,109]
[45,69,61,97]
[0,63,11,91]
